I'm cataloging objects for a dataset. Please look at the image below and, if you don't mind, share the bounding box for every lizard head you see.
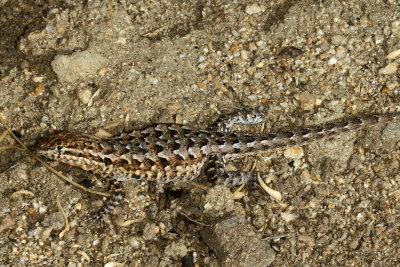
[35,131,92,161]
[35,130,116,176]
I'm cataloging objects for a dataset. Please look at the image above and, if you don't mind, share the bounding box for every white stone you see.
[245,3,262,15]
[281,212,296,223]
[379,62,398,75]
[51,50,107,82]
[387,49,400,59]
[77,88,92,104]
[328,57,337,65]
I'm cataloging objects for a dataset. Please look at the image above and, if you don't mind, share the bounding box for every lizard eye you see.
[55,145,65,158]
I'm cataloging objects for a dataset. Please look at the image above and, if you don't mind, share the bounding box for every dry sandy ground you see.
[0,0,399,266]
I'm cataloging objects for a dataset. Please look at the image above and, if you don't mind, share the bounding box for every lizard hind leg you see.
[85,178,125,223]
[215,171,257,187]
[211,107,266,132]
[205,155,257,187]
[102,178,125,215]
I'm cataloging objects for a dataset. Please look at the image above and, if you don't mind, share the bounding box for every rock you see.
[353,120,400,154]
[328,57,337,65]
[295,92,316,111]
[142,223,160,241]
[203,186,234,217]
[284,146,304,159]
[51,50,107,82]
[0,215,15,233]
[379,62,398,75]
[330,34,347,46]
[77,88,92,104]
[164,239,188,260]
[281,212,296,223]
[378,120,400,152]
[307,129,357,174]
[245,4,262,15]
[387,49,400,59]
[335,46,347,58]
[201,214,275,267]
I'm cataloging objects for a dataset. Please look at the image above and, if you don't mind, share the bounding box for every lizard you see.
[35,109,400,220]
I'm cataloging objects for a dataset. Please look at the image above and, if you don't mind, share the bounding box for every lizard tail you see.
[218,112,400,158]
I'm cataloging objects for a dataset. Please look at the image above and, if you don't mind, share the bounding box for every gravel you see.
[0,0,399,266]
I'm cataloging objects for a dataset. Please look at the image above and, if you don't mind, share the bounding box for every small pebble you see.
[296,92,316,111]
[32,76,44,82]
[300,169,312,184]
[40,227,53,239]
[198,56,206,62]
[32,84,45,96]
[32,200,48,214]
[104,262,124,267]
[230,44,239,52]
[335,46,347,58]
[255,40,265,47]
[77,89,92,104]
[164,240,188,259]
[281,212,296,223]
[330,35,347,45]
[298,234,315,247]
[379,62,398,75]
[328,57,338,65]
[198,62,208,69]
[175,113,183,124]
[245,3,262,15]
[359,16,369,27]
[142,223,160,240]
[104,261,126,267]
[240,50,248,61]
[97,68,107,77]
[51,50,107,82]
[128,237,141,247]
[356,213,365,222]
[0,215,15,233]
[41,115,49,122]
[387,49,400,59]
[390,190,400,199]
[203,185,234,217]
[167,103,182,110]
[254,71,263,79]
[284,146,304,159]
[45,24,55,32]
[148,77,159,85]
[249,42,257,50]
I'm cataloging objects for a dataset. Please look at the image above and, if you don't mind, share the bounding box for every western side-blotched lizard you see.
[36,110,400,220]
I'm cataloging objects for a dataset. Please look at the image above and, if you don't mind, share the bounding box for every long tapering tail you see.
[218,112,400,158]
